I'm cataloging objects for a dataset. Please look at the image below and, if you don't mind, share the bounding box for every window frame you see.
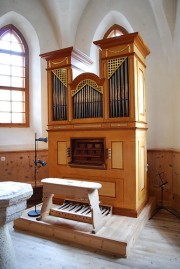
[0,24,29,127]
[103,24,128,39]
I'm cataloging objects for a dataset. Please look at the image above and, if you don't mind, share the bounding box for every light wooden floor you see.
[9,209,180,269]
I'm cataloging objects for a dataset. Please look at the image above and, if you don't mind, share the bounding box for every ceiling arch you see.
[40,0,90,47]
[89,10,134,74]
[149,0,177,55]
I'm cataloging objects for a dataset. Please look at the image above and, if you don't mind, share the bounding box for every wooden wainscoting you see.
[147,149,180,215]
[172,151,180,213]
[0,148,49,204]
[0,147,179,215]
[0,149,48,185]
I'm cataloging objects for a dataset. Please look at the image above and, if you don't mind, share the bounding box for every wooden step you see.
[14,197,156,257]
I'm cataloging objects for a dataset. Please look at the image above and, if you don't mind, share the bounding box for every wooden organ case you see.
[40,32,150,217]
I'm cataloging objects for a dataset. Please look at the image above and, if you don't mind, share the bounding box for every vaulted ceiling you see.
[39,0,177,49]
[40,0,90,45]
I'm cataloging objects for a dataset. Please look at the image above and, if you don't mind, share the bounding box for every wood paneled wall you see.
[0,148,179,214]
[147,149,180,214]
[0,149,48,186]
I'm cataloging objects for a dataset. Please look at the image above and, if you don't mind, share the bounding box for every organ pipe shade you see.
[108,57,129,117]
[52,72,67,121]
[73,85,103,119]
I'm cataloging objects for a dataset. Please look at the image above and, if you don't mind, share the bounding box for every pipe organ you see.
[40,32,150,217]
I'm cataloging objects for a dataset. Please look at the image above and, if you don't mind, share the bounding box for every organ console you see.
[40,32,150,218]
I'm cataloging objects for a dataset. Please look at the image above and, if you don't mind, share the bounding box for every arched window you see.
[103,24,128,39]
[0,24,29,127]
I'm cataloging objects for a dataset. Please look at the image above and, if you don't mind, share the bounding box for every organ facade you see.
[40,32,150,217]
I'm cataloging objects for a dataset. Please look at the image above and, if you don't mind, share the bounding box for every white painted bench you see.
[39,178,103,233]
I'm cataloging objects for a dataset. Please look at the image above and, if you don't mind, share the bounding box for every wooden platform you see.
[14,198,156,257]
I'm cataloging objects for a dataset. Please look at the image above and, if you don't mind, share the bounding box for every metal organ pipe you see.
[109,58,129,118]
[52,59,129,121]
[73,86,103,119]
[52,74,67,121]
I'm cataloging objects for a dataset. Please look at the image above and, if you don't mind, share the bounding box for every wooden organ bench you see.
[39,178,111,233]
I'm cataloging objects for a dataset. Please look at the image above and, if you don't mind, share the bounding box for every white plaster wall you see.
[172,0,180,150]
[0,0,59,148]
[0,0,179,151]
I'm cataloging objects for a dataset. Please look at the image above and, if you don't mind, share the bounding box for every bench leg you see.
[39,193,53,220]
[88,189,103,233]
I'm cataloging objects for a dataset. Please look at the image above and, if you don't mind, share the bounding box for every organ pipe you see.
[109,58,129,118]
[73,85,103,119]
[52,73,67,121]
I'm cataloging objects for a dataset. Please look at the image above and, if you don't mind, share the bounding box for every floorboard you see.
[13,198,155,257]
[10,209,180,269]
